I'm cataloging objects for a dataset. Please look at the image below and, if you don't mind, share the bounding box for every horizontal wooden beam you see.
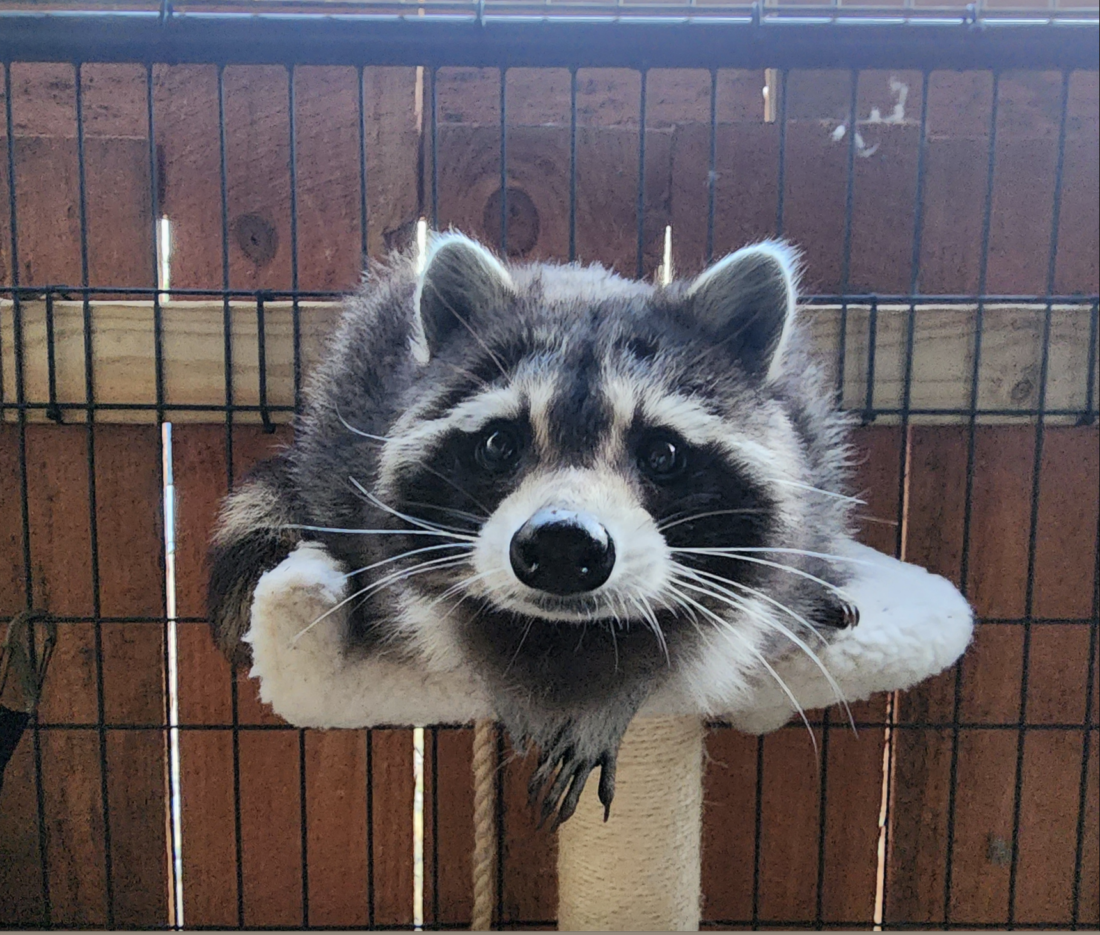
[1,299,1096,425]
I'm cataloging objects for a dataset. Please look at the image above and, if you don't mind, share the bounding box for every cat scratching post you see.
[247,540,974,933]
[557,717,704,932]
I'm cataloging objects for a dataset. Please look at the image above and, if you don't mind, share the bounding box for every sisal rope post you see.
[557,716,704,931]
[471,719,498,931]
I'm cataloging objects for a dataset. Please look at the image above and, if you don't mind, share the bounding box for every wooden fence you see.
[0,54,1097,929]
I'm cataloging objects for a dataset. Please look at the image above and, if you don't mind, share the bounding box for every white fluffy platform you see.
[243,539,972,733]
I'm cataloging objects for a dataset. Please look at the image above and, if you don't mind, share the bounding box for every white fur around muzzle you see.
[244,539,972,732]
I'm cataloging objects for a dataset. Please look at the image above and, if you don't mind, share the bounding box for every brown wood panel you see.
[92,426,167,928]
[305,729,370,927]
[985,71,1064,296]
[293,66,363,292]
[0,738,45,925]
[370,728,414,926]
[501,739,557,925]
[919,71,995,295]
[886,425,961,925]
[1015,730,1093,922]
[1053,71,1099,296]
[1032,427,1099,621]
[154,64,224,291]
[1079,732,1099,926]
[701,728,759,924]
[424,725,475,927]
[0,425,167,925]
[755,727,822,922]
[238,729,304,926]
[224,66,293,293]
[847,70,923,295]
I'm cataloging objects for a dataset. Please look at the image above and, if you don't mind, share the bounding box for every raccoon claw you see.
[529,745,618,829]
[820,593,860,630]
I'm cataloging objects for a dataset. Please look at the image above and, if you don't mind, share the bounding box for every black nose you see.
[509,509,616,595]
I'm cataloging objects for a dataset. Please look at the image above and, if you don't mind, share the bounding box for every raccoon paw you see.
[526,728,620,829]
[816,591,860,630]
[246,541,349,654]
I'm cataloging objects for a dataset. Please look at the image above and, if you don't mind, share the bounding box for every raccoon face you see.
[359,233,846,790]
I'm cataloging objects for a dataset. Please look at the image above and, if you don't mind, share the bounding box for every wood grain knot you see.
[483,186,539,258]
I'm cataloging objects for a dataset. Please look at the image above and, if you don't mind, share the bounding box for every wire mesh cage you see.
[0,4,1097,929]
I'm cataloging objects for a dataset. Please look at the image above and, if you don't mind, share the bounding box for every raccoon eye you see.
[474,425,522,473]
[637,432,688,482]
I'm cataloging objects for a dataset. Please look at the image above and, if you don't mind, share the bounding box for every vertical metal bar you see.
[944,69,1000,927]
[815,65,861,932]
[287,66,301,413]
[216,62,246,931]
[43,292,62,423]
[880,69,930,923]
[1080,298,1098,426]
[707,68,717,265]
[285,64,309,928]
[636,69,647,279]
[1007,68,1071,926]
[835,68,859,405]
[357,64,368,265]
[751,735,765,930]
[147,64,165,426]
[5,57,52,929]
[430,67,438,231]
[569,67,577,264]
[500,67,508,255]
[774,69,788,237]
[146,60,177,928]
[75,62,116,929]
[1070,519,1098,927]
[863,298,878,423]
[256,292,273,434]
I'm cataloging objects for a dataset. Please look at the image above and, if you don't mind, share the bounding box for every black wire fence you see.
[0,7,1097,930]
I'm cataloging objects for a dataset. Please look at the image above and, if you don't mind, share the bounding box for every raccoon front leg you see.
[208,456,303,665]
[520,691,649,828]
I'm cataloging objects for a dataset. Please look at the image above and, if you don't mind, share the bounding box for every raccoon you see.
[208,232,857,826]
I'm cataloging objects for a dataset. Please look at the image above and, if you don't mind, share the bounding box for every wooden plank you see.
[293,66,363,291]
[3,300,1094,425]
[424,726,475,927]
[755,727,822,922]
[700,728,759,925]
[92,426,168,928]
[305,728,370,927]
[886,425,965,925]
[501,739,557,926]
[370,728,415,927]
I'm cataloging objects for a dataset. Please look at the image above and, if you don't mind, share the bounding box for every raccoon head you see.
[348,233,851,824]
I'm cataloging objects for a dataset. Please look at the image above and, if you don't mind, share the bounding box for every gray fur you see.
[208,233,855,824]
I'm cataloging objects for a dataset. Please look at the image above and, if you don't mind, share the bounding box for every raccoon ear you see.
[685,241,799,382]
[413,233,514,360]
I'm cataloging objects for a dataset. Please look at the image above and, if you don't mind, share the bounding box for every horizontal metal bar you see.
[0,9,1096,70]
[2,285,1099,306]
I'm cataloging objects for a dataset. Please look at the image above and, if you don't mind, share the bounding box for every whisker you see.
[402,501,488,526]
[285,525,473,540]
[665,584,818,756]
[290,554,469,645]
[334,403,392,444]
[670,550,859,593]
[349,477,477,538]
[671,568,853,729]
[341,542,474,580]
[771,479,865,505]
[657,508,770,532]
